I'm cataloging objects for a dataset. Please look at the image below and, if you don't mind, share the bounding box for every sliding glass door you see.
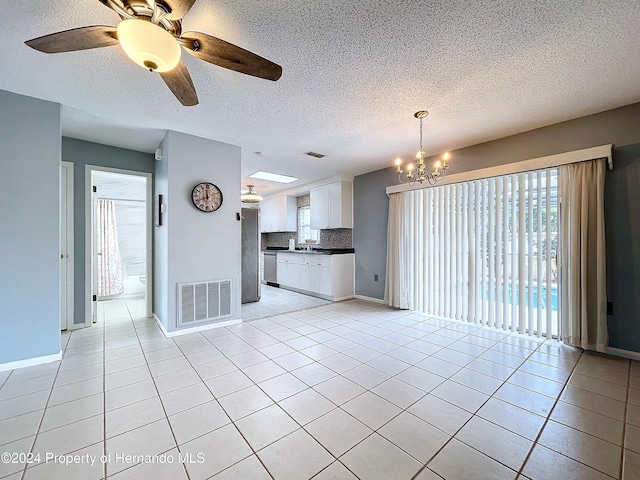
[408,168,559,338]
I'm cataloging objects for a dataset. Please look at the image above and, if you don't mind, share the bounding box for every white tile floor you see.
[241,285,330,321]
[1,296,640,479]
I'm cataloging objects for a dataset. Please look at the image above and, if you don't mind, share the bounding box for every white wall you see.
[153,134,170,326]
[154,130,242,332]
[0,90,61,364]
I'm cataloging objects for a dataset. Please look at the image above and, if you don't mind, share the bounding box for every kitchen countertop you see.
[264,247,354,255]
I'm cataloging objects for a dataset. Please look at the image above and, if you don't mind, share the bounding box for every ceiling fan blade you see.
[163,0,197,20]
[25,26,118,53]
[160,59,199,106]
[96,0,117,11]
[181,31,282,81]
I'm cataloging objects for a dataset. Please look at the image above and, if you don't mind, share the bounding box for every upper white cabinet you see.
[260,196,297,232]
[310,181,353,229]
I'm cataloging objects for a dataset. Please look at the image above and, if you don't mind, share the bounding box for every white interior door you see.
[60,162,74,330]
[91,180,98,324]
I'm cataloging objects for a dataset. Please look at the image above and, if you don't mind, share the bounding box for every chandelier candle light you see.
[395,110,450,187]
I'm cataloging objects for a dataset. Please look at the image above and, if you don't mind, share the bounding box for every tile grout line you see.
[207,311,409,478]
[19,329,66,480]
[121,296,192,480]
[512,348,623,479]
[409,337,544,480]
[221,309,559,479]
[6,297,633,480]
[247,321,515,478]
[513,346,582,476]
[619,360,632,479]
[177,329,277,480]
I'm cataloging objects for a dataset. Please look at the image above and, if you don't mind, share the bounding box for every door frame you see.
[61,161,74,330]
[84,165,153,327]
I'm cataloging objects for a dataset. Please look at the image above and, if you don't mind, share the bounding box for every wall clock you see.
[191,182,223,212]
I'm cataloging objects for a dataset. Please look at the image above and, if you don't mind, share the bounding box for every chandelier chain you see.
[419,116,423,156]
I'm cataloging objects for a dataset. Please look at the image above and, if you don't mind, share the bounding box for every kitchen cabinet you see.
[298,258,311,291]
[303,255,332,295]
[277,252,299,287]
[277,252,354,301]
[310,181,353,229]
[318,263,332,295]
[309,184,330,229]
[260,196,297,232]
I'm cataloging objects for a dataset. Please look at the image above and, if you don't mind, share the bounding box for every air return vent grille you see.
[177,279,232,327]
[305,151,326,158]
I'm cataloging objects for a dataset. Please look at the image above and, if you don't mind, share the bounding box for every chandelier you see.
[241,185,263,204]
[395,110,450,186]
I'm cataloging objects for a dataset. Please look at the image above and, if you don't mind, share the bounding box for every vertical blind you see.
[398,168,559,338]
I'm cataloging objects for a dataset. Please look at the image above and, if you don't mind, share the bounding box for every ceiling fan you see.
[25,0,282,106]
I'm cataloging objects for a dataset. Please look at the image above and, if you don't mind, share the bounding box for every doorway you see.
[85,167,152,326]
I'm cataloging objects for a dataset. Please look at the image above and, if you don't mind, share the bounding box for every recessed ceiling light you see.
[249,171,299,184]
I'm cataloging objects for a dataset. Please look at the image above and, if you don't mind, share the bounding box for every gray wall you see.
[353,167,397,299]
[0,90,61,364]
[62,137,155,325]
[154,131,242,332]
[353,102,640,352]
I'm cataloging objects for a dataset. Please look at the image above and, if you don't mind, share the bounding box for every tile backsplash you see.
[262,228,352,250]
[262,231,296,249]
[319,228,352,248]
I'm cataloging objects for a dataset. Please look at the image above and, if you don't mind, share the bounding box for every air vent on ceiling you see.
[305,151,326,158]
[177,279,232,327]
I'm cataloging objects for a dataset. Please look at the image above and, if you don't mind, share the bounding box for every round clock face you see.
[191,182,223,212]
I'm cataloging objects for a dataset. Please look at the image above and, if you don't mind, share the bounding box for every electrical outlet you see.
[374,274,379,282]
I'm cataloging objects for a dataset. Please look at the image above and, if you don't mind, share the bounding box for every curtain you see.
[97,199,124,297]
[385,169,559,338]
[385,192,412,309]
[559,159,608,352]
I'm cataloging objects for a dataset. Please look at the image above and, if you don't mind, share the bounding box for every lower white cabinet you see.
[277,253,299,287]
[318,264,332,295]
[277,252,354,301]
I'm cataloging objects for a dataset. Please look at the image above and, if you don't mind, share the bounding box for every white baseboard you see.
[0,351,62,373]
[154,314,242,338]
[334,295,356,302]
[606,347,640,361]
[65,322,86,331]
[354,295,386,305]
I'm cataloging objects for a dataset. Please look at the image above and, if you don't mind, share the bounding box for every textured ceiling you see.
[2,0,640,195]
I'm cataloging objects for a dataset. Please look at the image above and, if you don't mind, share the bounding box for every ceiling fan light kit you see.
[24,0,282,106]
[241,185,263,204]
[117,18,181,72]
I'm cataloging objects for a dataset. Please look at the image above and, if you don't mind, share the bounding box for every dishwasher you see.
[263,250,278,287]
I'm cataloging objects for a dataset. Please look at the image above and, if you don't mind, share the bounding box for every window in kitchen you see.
[298,207,319,245]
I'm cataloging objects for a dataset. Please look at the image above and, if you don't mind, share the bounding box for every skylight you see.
[249,171,299,184]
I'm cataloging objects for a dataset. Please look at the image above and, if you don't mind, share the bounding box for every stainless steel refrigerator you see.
[241,207,261,304]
